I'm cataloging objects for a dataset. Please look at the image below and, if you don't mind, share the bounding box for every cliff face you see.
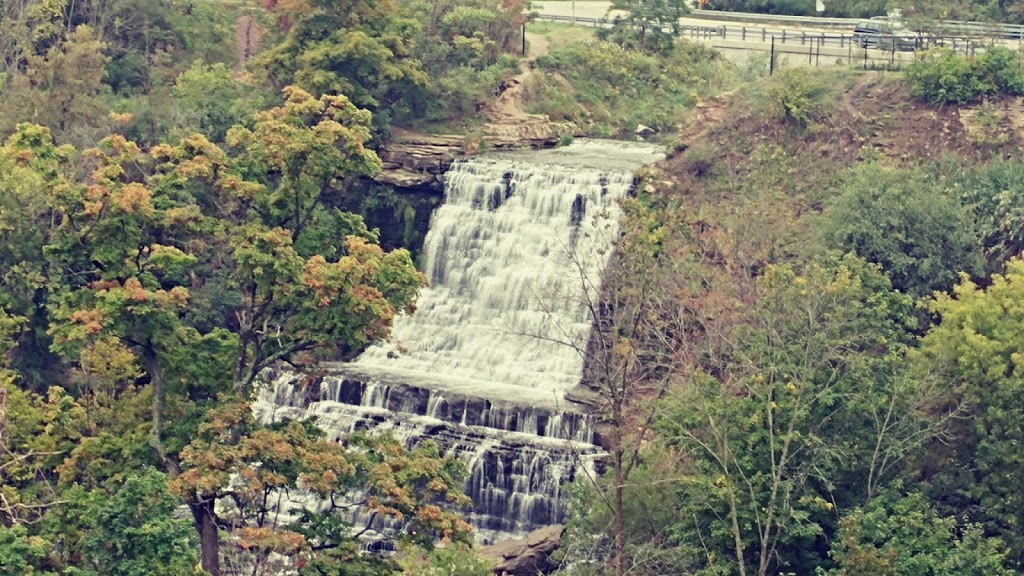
[362,116,576,257]
[373,134,463,192]
[373,94,577,193]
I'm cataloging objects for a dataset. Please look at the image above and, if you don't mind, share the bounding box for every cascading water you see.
[255,139,664,544]
[359,140,665,392]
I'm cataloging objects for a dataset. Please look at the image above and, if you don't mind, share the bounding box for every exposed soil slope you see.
[666,73,1023,194]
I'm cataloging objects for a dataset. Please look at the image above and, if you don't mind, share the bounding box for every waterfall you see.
[255,139,664,544]
[359,140,665,392]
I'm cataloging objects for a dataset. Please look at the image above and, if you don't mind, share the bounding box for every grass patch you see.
[524,39,738,137]
[527,21,597,49]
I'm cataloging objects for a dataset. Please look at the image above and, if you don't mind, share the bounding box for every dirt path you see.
[486,32,551,121]
[526,32,550,61]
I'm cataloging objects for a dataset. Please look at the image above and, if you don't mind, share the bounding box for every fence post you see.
[743,26,747,41]
[771,36,776,75]
[762,28,766,42]
[522,24,526,55]
[782,30,787,43]
[801,31,806,45]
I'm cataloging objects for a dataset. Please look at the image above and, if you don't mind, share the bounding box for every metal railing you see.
[535,10,1024,40]
[535,14,1002,51]
[532,14,1006,74]
[688,9,1024,39]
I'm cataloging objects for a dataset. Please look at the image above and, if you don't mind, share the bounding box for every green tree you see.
[823,490,1011,576]
[824,163,984,298]
[0,124,73,385]
[658,256,941,576]
[171,61,271,143]
[36,88,432,574]
[955,159,1024,271]
[917,258,1024,568]
[47,469,198,576]
[256,0,429,136]
[0,26,111,147]
[0,85,481,575]
[599,0,690,52]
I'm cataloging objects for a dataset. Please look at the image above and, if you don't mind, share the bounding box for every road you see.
[531,2,999,68]
[533,1,838,32]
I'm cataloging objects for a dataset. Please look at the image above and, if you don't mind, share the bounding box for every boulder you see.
[635,124,656,136]
[371,167,438,189]
[480,524,564,576]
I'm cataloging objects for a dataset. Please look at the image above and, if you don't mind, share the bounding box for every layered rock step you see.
[254,368,604,544]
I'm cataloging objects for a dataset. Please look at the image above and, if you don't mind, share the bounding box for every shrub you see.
[763,68,834,127]
[527,39,734,135]
[905,47,1024,105]
[824,162,984,297]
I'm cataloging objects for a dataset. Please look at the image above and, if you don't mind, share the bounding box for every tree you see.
[956,159,1024,272]
[546,195,709,576]
[171,61,271,143]
[917,258,1024,568]
[0,25,111,147]
[47,469,198,576]
[824,163,984,298]
[658,256,944,576]
[256,0,429,137]
[170,403,473,575]
[600,0,690,52]
[823,489,1012,576]
[0,86,471,574]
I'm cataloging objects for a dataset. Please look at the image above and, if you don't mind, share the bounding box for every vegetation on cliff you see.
[5,0,1024,575]
[556,60,1024,574]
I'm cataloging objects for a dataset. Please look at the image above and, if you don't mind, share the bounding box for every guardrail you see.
[689,9,1024,39]
[537,9,1024,39]
[535,13,1001,51]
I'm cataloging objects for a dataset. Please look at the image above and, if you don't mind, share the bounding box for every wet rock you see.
[480,524,564,576]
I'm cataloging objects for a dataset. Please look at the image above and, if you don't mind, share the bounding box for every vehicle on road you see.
[853,20,921,51]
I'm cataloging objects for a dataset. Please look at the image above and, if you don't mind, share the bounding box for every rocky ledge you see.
[373,112,576,192]
[480,524,565,575]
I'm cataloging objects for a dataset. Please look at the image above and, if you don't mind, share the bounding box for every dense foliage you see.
[526,40,734,136]
[551,65,1024,576]
[905,47,1024,105]
[4,1,1024,576]
[0,90,484,573]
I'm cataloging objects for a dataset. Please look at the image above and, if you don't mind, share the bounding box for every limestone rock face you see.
[482,118,576,148]
[480,524,565,576]
[373,134,464,192]
[373,119,576,191]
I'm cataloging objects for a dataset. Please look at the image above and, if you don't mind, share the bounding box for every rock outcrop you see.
[373,80,577,192]
[373,134,463,192]
[480,524,565,576]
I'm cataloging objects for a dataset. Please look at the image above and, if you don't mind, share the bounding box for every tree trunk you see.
[614,447,626,576]
[142,345,169,465]
[728,488,747,576]
[191,500,221,576]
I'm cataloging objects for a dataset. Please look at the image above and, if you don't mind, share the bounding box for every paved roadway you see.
[531,1,1002,67]
[533,1,839,33]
